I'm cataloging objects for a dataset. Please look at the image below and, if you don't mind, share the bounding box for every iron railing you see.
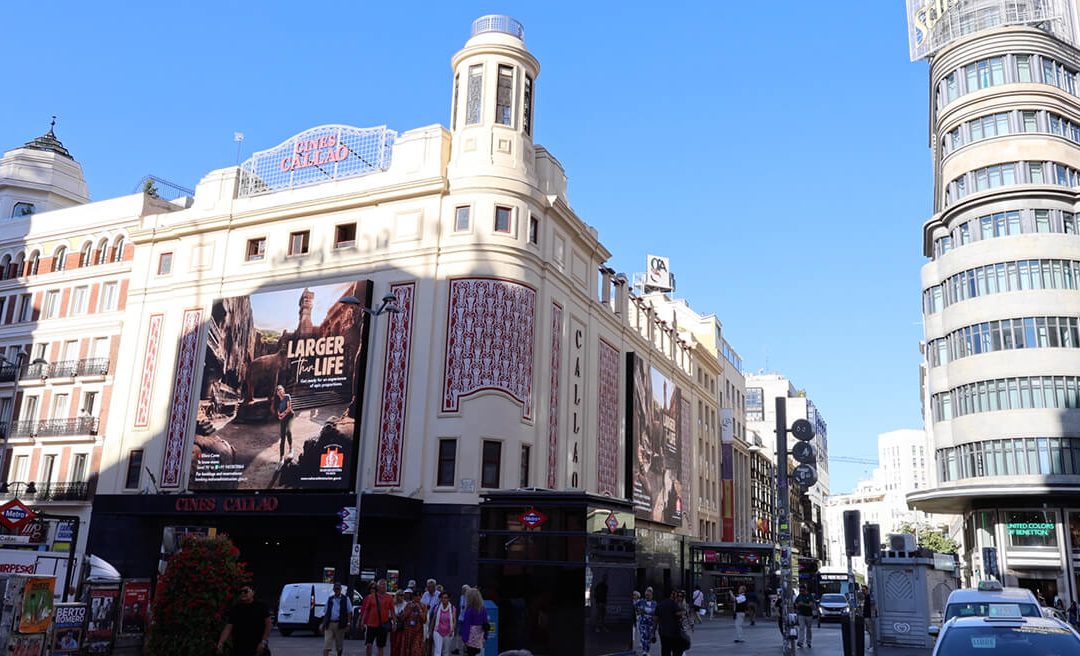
[0,358,110,382]
[4,417,99,439]
[0,482,93,502]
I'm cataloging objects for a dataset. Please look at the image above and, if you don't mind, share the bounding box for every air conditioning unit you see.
[887,533,916,552]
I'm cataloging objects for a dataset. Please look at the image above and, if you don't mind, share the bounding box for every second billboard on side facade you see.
[627,353,687,526]
[189,280,372,491]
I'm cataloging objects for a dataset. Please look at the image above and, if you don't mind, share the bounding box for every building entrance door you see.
[1017,577,1058,606]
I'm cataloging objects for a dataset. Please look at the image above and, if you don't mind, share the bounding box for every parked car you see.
[931,608,1080,656]
[817,593,850,626]
[276,583,360,636]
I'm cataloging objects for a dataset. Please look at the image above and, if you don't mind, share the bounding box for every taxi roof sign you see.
[987,604,1023,619]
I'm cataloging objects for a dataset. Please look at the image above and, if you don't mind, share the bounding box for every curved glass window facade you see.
[942,109,1080,156]
[923,258,1080,314]
[931,375,1080,422]
[933,208,1078,259]
[936,53,1079,115]
[945,161,1080,207]
[927,316,1080,366]
[936,436,1080,482]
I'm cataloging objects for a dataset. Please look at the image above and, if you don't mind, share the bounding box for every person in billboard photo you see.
[631,356,686,526]
[190,281,370,491]
[274,385,294,467]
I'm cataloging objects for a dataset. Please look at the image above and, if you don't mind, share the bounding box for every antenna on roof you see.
[234,132,245,167]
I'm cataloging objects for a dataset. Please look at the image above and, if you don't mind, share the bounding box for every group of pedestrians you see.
[633,587,697,656]
[355,578,491,656]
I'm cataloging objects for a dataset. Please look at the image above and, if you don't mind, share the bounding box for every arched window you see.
[79,242,93,268]
[112,236,125,263]
[95,239,108,265]
[0,255,11,281]
[53,246,67,272]
[13,253,25,278]
[27,251,40,276]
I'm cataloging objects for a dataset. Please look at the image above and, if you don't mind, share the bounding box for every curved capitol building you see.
[908,0,1080,598]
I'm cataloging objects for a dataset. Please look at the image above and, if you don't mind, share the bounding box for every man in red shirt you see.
[359,579,395,656]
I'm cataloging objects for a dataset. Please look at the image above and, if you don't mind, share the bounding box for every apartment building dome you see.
[0,118,89,217]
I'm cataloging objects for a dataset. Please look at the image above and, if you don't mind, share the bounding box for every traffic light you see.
[863,523,881,564]
[843,510,861,557]
[790,419,817,488]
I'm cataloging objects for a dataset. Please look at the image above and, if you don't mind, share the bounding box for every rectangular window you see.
[466,65,483,125]
[946,72,959,102]
[245,238,266,262]
[454,206,471,232]
[1029,162,1044,183]
[124,450,143,489]
[71,286,88,315]
[334,223,356,249]
[100,282,118,312]
[22,395,38,425]
[1022,111,1039,132]
[520,444,531,488]
[51,393,69,420]
[81,390,98,416]
[1036,209,1052,232]
[528,216,539,244]
[494,206,512,233]
[41,454,56,484]
[70,453,87,483]
[157,252,173,276]
[523,75,534,136]
[495,64,514,126]
[437,439,456,487]
[42,290,59,320]
[1017,55,1032,82]
[288,231,309,256]
[481,440,501,488]
[12,455,27,483]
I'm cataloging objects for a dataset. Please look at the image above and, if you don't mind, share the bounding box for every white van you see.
[277,583,336,636]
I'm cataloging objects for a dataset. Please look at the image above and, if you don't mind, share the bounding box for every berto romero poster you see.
[190,281,372,491]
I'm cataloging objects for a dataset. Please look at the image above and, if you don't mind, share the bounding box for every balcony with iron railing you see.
[2,416,99,439]
[0,357,110,382]
[0,481,93,502]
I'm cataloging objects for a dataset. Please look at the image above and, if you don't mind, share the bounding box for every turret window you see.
[523,75,534,136]
[466,65,483,125]
[496,65,514,126]
[452,74,460,130]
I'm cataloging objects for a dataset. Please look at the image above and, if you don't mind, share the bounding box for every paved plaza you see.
[265,614,933,656]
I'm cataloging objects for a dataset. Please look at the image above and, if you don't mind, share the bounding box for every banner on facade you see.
[628,353,687,526]
[190,281,372,491]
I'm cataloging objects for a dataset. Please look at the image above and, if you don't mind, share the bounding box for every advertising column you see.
[720,409,735,542]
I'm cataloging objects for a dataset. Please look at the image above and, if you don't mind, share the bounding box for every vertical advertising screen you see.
[627,353,686,526]
[189,281,371,490]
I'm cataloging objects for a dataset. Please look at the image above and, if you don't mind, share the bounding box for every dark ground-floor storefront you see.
[87,493,481,607]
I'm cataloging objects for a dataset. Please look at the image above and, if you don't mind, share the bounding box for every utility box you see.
[870,548,958,648]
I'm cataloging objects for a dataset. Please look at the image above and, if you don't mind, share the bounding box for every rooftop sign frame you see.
[238,124,396,198]
[906,0,1077,61]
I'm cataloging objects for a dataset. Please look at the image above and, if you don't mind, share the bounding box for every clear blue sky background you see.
[4,2,931,493]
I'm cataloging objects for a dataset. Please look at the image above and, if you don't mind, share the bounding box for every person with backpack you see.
[321,583,353,656]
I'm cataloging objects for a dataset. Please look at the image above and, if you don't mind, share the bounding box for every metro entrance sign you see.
[0,499,35,531]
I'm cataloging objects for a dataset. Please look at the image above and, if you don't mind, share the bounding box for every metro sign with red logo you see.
[605,510,620,533]
[519,507,547,530]
[0,500,35,531]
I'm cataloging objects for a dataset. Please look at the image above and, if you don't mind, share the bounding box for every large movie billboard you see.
[627,353,686,526]
[189,281,371,490]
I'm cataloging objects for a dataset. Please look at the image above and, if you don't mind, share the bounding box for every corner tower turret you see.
[448,16,540,182]
[0,119,89,218]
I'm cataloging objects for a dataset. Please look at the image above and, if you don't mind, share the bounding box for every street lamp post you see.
[337,292,399,593]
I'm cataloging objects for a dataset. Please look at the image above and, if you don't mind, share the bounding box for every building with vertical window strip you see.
[907,0,1080,600]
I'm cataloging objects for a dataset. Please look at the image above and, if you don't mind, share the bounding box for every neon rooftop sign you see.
[238,124,396,197]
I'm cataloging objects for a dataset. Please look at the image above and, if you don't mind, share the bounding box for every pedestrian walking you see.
[392,589,408,656]
[863,585,877,653]
[431,591,457,656]
[459,587,490,656]
[453,584,470,655]
[677,590,694,640]
[421,579,440,656]
[1068,600,1078,628]
[746,588,759,625]
[730,585,747,643]
[320,582,352,656]
[399,588,427,656]
[635,587,658,656]
[359,579,396,656]
[691,586,704,624]
[795,588,816,648]
[655,589,687,656]
[217,585,272,656]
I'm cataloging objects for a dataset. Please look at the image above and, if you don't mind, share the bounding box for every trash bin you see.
[841,616,865,656]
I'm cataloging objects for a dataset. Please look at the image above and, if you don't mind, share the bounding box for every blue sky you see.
[5,2,931,493]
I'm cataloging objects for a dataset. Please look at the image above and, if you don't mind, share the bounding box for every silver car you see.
[931,613,1080,656]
